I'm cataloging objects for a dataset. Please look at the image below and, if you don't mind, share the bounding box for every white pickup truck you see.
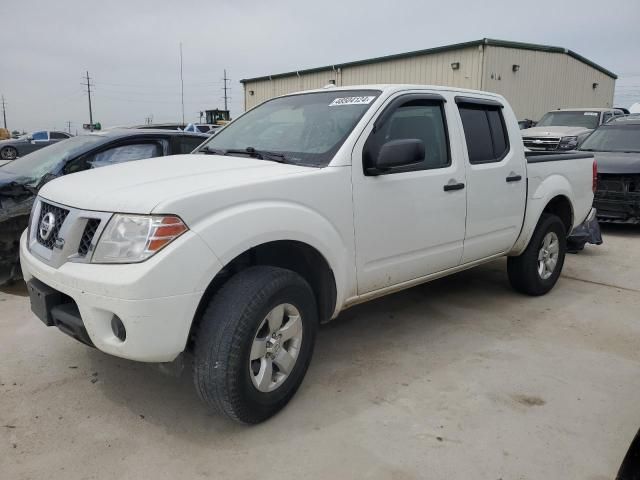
[20,85,596,423]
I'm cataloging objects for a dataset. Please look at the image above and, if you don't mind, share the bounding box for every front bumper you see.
[20,230,221,362]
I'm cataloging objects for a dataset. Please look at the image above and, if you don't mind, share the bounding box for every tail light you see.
[592,159,598,194]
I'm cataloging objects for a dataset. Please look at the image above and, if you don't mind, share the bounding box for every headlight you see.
[92,214,188,263]
[558,136,578,150]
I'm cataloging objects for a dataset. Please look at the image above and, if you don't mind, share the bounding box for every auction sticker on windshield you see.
[584,112,598,116]
[329,96,376,106]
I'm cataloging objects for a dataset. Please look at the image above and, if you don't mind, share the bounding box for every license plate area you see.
[27,278,64,326]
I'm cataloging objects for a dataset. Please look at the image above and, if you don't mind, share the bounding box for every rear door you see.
[455,97,527,263]
[351,92,467,294]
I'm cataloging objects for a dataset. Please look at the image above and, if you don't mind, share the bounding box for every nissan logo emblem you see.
[39,212,56,240]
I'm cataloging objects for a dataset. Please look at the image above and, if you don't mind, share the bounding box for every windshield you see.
[3,135,105,179]
[198,89,381,166]
[537,111,600,129]
[579,125,640,153]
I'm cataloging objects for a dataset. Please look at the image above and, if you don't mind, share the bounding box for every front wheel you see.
[507,214,567,296]
[0,146,18,160]
[193,266,318,424]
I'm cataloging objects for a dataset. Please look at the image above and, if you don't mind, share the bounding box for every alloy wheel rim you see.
[2,148,16,160]
[249,303,303,393]
[537,231,559,280]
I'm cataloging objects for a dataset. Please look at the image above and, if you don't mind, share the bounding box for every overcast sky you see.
[2,0,639,132]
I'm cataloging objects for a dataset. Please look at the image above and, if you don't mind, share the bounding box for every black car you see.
[578,116,640,223]
[0,129,207,284]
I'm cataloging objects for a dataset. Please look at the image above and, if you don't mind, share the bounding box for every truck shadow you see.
[84,258,534,442]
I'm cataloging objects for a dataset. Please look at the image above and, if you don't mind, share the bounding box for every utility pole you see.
[179,42,185,125]
[222,69,230,112]
[1,95,7,129]
[83,71,94,131]
[66,121,72,134]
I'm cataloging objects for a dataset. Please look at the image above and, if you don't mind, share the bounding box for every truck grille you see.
[523,137,561,150]
[28,198,113,268]
[595,174,640,221]
[36,202,69,249]
[77,219,101,257]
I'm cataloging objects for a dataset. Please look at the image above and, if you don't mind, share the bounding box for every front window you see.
[2,135,105,180]
[537,111,600,129]
[198,90,381,166]
[580,126,640,153]
[31,131,49,141]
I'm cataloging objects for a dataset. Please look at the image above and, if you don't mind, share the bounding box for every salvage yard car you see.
[522,108,625,151]
[0,130,73,163]
[0,129,207,284]
[20,85,596,424]
[579,115,640,222]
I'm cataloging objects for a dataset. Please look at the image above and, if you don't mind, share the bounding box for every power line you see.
[1,95,7,129]
[82,71,95,131]
[179,42,185,125]
[222,69,230,112]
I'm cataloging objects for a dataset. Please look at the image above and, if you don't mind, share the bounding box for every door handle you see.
[506,174,522,182]
[443,182,465,191]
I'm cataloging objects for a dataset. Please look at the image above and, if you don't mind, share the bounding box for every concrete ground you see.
[1,225,639,480]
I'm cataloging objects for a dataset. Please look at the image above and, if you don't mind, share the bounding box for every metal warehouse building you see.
[240,38,616,121]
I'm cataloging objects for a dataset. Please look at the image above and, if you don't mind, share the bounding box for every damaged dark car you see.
[0,129,207,284]
[579,116,640,223]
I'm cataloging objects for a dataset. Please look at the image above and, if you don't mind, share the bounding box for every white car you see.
[521,107,626,151]
[20,85,596,423]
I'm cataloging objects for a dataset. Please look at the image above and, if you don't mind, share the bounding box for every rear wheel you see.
[193,266,318,424]
[0,146,17,160]
[507,214,567,296]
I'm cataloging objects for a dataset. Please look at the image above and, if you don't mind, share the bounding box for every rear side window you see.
[458,103,509,163]
[175,135,206,154]
[50,132,69,140]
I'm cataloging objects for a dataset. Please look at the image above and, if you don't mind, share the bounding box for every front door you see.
[351,92,467,294]
[455,98,527,263]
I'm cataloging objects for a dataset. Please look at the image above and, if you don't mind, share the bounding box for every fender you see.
[509,174,575,255]
[191,200,354,315]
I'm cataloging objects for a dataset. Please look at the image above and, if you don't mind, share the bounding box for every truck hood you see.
[521,126,592,137]
[589,151,640,174]
[38,154,315,213]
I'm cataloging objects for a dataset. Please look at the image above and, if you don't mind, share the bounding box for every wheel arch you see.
[187,240,338,352]
[510,183,576,256]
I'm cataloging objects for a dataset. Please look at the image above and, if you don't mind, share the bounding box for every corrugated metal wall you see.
[483,46,615,120]
[242,45,616,120]
[243,46,482,110]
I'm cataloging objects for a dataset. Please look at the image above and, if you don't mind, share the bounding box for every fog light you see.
[111,315,126,341]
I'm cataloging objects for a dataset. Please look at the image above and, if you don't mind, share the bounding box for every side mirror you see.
[367,139,425,175]
[26,135,33,141]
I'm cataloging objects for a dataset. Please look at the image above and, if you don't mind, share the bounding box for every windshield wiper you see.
[201,146,289,163]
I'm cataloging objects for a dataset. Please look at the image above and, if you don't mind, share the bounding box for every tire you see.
[1,146,18,160]
[193,266,318,424]
[507,213,567,296]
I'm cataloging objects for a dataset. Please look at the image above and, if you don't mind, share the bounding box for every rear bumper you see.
[20,231,220,362]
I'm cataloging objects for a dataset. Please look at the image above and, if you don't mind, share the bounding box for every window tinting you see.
[487,109,508,158]
[177,135,206,153]
[365,99,450,173]
[50,132,69,139]
[458,104,509,164]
